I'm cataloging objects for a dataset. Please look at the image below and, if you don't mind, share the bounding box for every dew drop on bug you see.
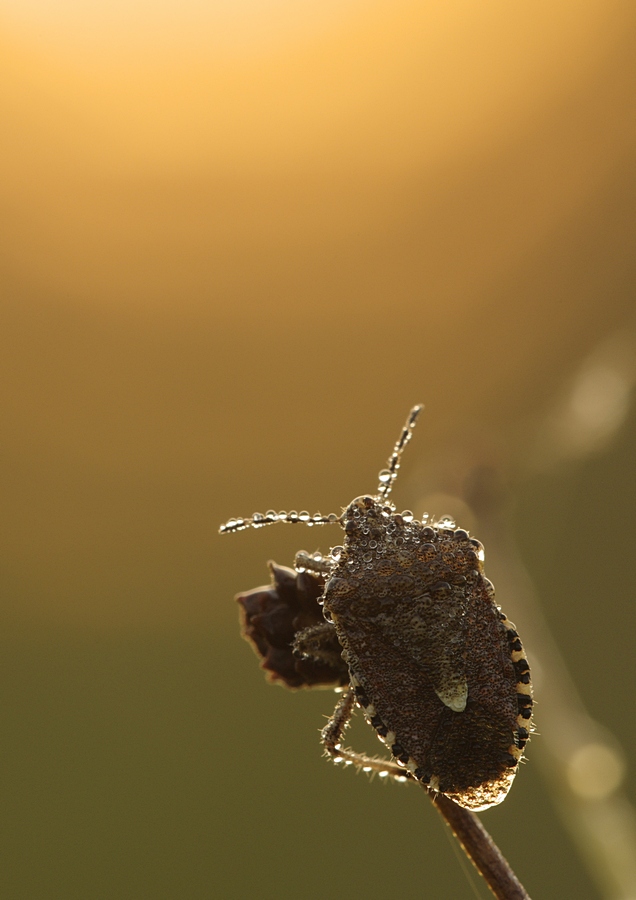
[378,469,392,483]
[401,510,414,523]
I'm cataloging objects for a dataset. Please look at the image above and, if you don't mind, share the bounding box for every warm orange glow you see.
[1,0,630,315]
[2,15,636,900]
[1,0,635,627]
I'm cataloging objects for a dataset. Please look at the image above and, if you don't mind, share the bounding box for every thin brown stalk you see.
[430,790,531,899]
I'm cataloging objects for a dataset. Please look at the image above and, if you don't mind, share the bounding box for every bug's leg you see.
[321,688,411,781]
[321,686,356,751]
[294,551,334,577]
[293,623,344,671]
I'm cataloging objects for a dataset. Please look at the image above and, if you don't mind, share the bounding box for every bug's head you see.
[345,495,376,514]
[340,495,388,541]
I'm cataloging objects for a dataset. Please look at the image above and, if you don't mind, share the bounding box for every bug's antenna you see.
[376,404,423,500]
[219,509,341,534]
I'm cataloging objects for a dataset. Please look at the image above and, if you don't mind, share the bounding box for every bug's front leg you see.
[321,687,411,782]
[294,550,334,577]
[293,622,345,671]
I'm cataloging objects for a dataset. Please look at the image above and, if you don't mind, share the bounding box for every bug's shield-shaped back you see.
[324,498,526,811]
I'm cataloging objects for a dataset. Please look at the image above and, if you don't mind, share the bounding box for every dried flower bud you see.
[236,561,348,689]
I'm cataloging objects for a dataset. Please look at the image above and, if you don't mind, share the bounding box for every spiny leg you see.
[294,550,334,577]
[321,688,411,781]
[377,404,423,500]
[293,622,345,672]
[321,686,356,752]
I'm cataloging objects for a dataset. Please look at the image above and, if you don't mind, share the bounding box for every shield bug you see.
[220,406,533,811]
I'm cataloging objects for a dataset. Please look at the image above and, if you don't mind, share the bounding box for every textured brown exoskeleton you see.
[220,406,533,811]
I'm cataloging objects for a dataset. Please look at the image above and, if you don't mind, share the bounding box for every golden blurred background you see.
[1,0,636,896]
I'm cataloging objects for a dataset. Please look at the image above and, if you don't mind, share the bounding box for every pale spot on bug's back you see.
[434,678,468,712]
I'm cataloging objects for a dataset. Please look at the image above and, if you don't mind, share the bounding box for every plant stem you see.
[430,791,531,899]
